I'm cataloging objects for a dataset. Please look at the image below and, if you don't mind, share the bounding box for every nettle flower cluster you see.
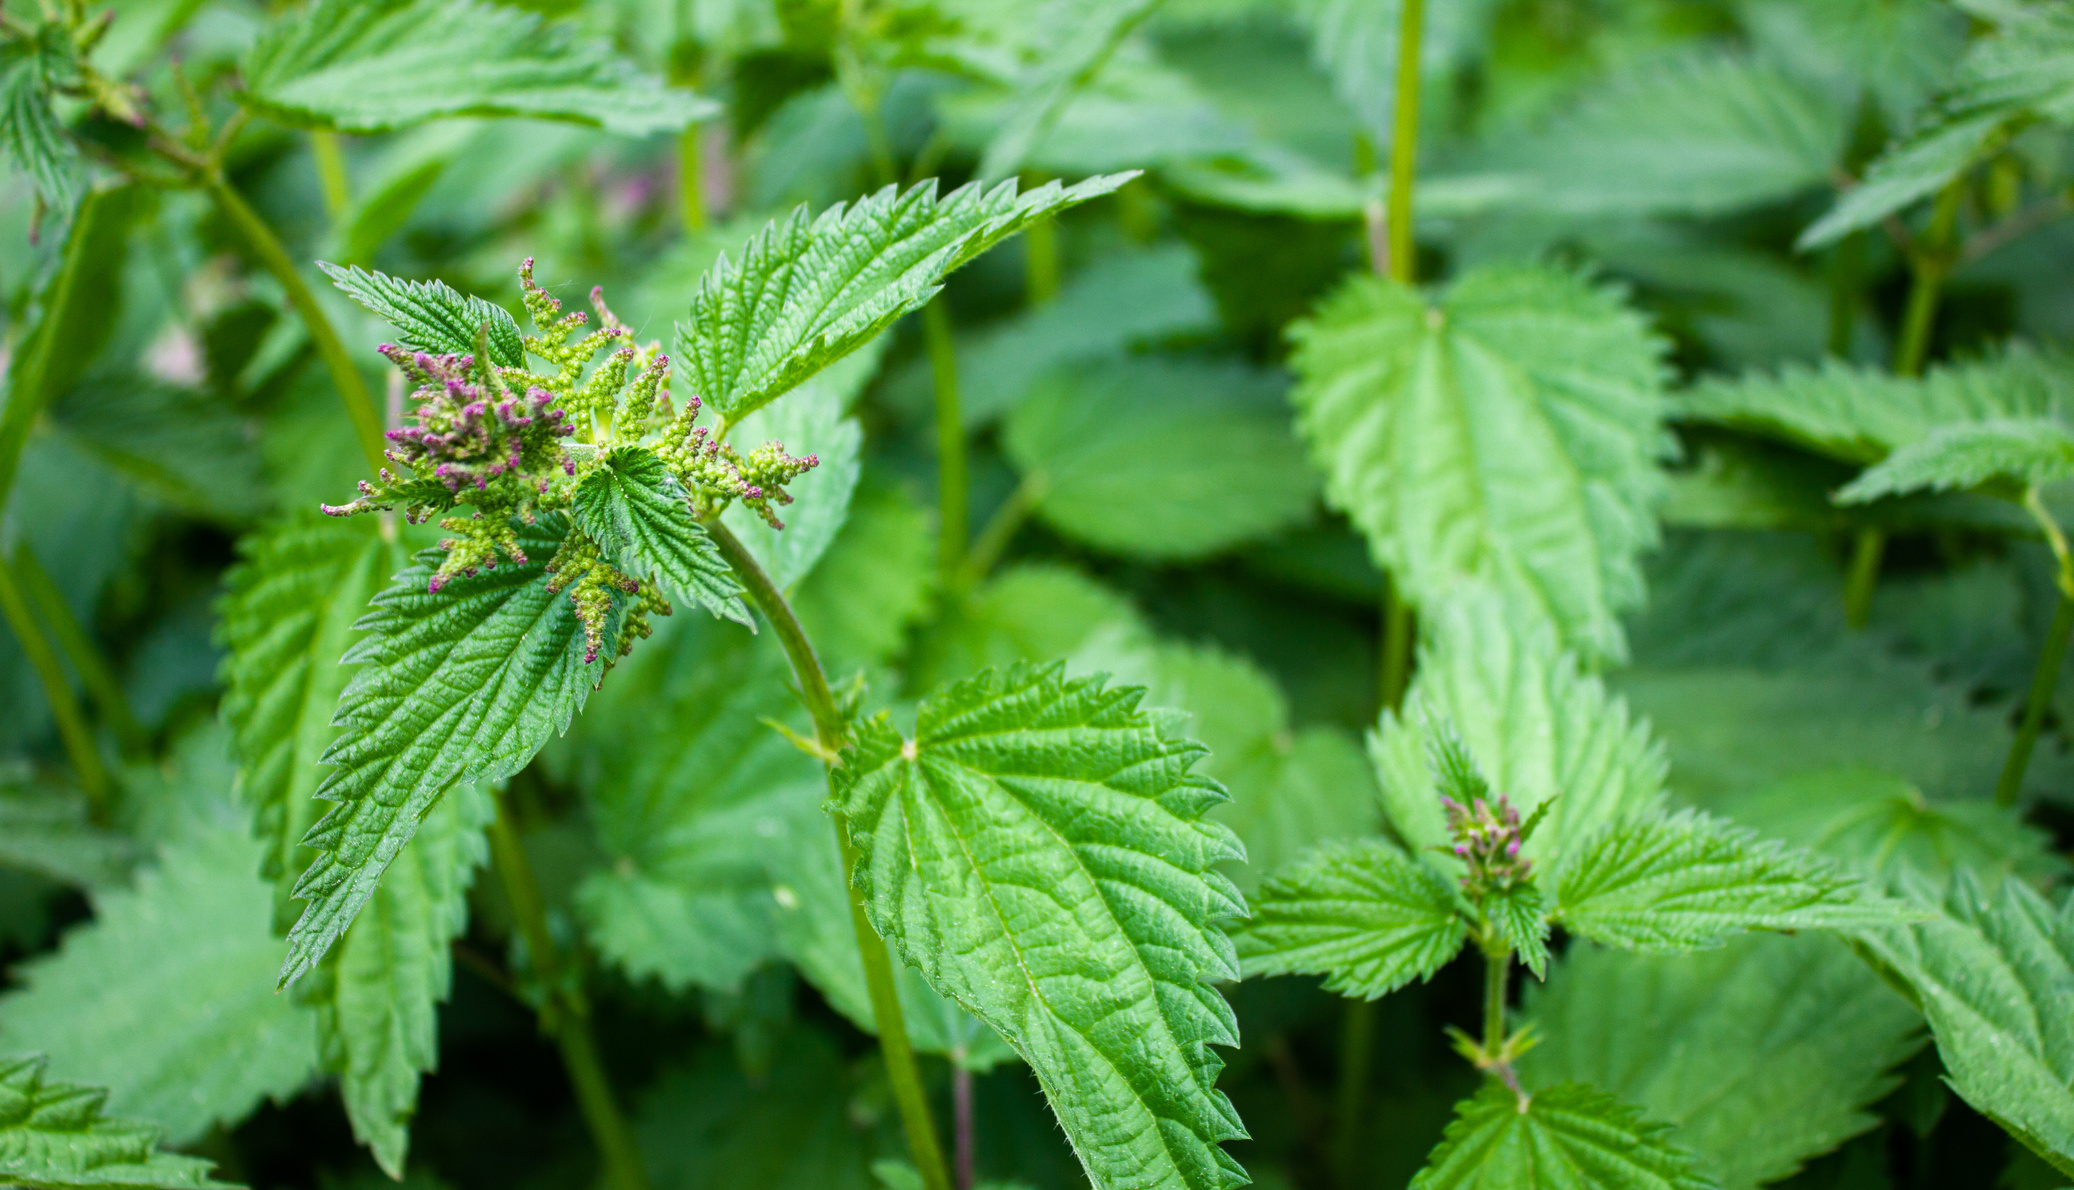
[1426,726,1541,903]
[324,258,817,660]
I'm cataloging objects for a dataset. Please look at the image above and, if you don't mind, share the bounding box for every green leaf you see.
[1300,0,1499,137]
[1799,5,2074,248]
[241,0,713,136]
[48,377,265,521]
[318,264,526,369]
[1237,838,1468,997]
[0,780,135,889]
[833,661,1249,1190]
[218,514,402,916]
[975,0,1162,181]
[791,477,935,670]
[1410,1080,1716,1190]
[910,563,1144,692]
[676,174,1133,425]
[0,1056,235,1190]
[1857,874,2074,1173]
[308,783,491,1177]
[631,1029,874,1190]
[1837,419,2074,503]
[1521,933,1921,1190]
[717,345,871,589]
[1002,355,1318,560]
[1713,766,2068,885]
[571,446,749,625]
[281,515,617,985]
[1477,52,1848,217]
[1489,885,1551,980]
[1553,809,1902,953]
[1372,584,1667,872]
[0,829,321,1145]
[0,55,79,212]
[1289,264,1672,661]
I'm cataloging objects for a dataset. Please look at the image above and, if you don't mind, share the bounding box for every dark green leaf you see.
[571,446,749,624]
[319,263,526,369]
[0,1055,235,1190]
[1410,1080,1716,1190]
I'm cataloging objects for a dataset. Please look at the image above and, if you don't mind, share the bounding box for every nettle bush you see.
[3,0,2074,1188]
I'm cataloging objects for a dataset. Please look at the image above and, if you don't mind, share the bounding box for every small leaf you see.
[280,515,618,985]
[677,174,1132,425]
[0,1055,236,1190]
[319,264,526,369]
[1837,419,2074,503]
[1410,1080,1717,1190]
[0,55,79,212]
[975,0,1162,180]
[571,446,749,625]
[241,0,713,136]
[1553,808,1903,953]
[1488,886,1550,980]
[833,661,1249,1190]
[1237,838,1468,998]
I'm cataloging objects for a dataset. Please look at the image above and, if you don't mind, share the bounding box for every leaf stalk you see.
[0,548,111,820]
[1997,488,2074,807]
[14,542,145,757]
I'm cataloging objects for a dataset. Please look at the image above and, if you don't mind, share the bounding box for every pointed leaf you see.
[1489,885,1550,980]
[1837,418,2074,503]
[0,56,79,212]
[1411,1080,1716,1190]
[0,1056,236,1190]
[319,264,526,369]
[571,446,749,624]
[1237,838,1468,998]
[1289,265,1672,661]
[833,661,1250,1190]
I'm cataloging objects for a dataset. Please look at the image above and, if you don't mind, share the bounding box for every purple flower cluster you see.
[378,346,576,494]
[658,393,820,528]
[1439,791,1534,899]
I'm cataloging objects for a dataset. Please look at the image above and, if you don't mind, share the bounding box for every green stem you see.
[1893,180,1964,379]
[963,473,1042,587]
[1383,0,1425,286]
[0,186,119,519]
[706,520,955,1190]
[1331,999,1375,1189]
[1997,590,2074,808]
[925,302,967,592]
[679,126,706,231]
[1381,579,1414,713]
[1827,231,1863,358]
[309,131,350,220]
[0,551,110,821]
[486,795,653,1190]
[1023,213,1058,306]
[1842,527,1885,629]
[1482,945,1509,1057]
[14,543,144,758]
[204,172,386,473]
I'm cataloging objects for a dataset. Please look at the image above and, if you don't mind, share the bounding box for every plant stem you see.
[1384,0,1425,287]
[1023,213,1058,306]
[486,793,653,1190]
[952,1061,976,1190]
[925,302,967,592]
[14,543,144,757]
[0,550,110,821]
[1482,946,1510,1057]
[1826,231,1862,358]
[0,186,119,518]
[706,520,955,1190]
[309,131,350,220]
[1381,581,1414,713]
[1842,527,1885,629]
[679,126,706,231]
[1893,180,1964,380]
[963,473,1043,587]
[204,172,387,473]
[1996,590,2074,808]
[1331,998,1374,1189]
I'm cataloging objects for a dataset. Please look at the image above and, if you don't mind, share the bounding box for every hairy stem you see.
[204,172,387,473]
[0,550,110,820]
[14,543,144,758]
[1842,527,1885,629]
[1331,998,1375,1189]
[707,520,955,1190]
[309,132,350,220]
[1384,0,1425,287]
[486,794,653,1190]
[925,302,968,592]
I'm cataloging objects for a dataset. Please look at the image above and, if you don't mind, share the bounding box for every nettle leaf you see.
[310,783,491,1176]
[1489,886,1551,980]
[833,662,1249,1190]
[975,0,1162,181]
[0,829,320,1145]
[1289,265,1672,661]
[218,514,403,917]
[319,264,526,368]
[631,1029,875,1190]
[1477,52,1848,217]
[718,344,872,589]
[1838,419,2074,503]
[1800,4,2074,248]
[1410,1081,1715,1190]
[242,0,712,136]
[0,1056,233,1190]
[677,174,1132,425]
[1857,873,2074,1173]
[0,781,135,889]
[1237,838,1468,998]
[0,54,79,211]
[1372,585,1667,871]
[1522,934,1921,1190]
[571,446,749,624]
[1552,809,1903,953]
[1002,356,1317,560]
[281,515,619,985]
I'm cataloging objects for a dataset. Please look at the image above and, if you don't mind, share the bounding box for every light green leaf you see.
[1410,1080,1716,1190]
[318,264,526,369]
[0,781,135,889]
[1289,265,1672,661]
[241,0,712,135]
[1742,0,1967,127]
[281,515,616,986]
[676,174,1133,424]
[1553,809,1902,953]
[1521,933,1920,1190]
[1003,356,1317,560]
[1857,874,2074,1174]
[1799,4,2074,248]
[1372,584,1667,871]
[217,514,402,917]
[571,446,749,624]
[791,477,935,670]
[975,0,1162,181]
[1237,838,1468,997]
[1837,419,2074,503]
[1489,885,1550,980]
[833,662,1249,1190]
[309,784,491,1177]
[718,345,872,590]
[0,55,79,212]
[1477,52,1848,217]
[0,829,320,1145]
[0,1056,235,1190]
[1299,0,1499,137]
[911,563,1144,692]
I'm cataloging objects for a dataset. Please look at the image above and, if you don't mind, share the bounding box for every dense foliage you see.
[1,0,2073,1188]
